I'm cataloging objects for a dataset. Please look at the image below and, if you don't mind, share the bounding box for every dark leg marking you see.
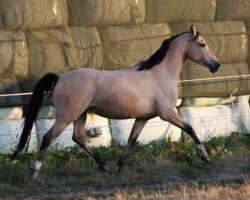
[117,118,149,174]
[162,111,210,162]
[72,113,109,173]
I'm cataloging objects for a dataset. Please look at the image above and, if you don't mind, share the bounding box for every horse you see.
[12,25,220,178]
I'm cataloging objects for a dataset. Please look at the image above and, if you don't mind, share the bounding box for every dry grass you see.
[29,178,250,200]
[82,176,250,200]
[109,184,250,200]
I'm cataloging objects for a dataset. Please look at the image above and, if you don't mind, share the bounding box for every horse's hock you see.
[0,0,250,153]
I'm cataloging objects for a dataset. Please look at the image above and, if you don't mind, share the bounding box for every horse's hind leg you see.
[31,119,70,179]
[161,111,210,162]
[117,118,148,174]
[72,113,109,173]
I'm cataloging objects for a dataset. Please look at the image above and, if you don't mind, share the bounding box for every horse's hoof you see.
[201,156,210,163]
[28,167,39,179]
[31,173,39,179]
[115,169,122,176]
[115,170,122,177]
[115,164,124,175]
[99,164,110,174]
[196,144,210,162]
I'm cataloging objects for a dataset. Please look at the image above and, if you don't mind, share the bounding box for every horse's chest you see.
[159,82,178,98]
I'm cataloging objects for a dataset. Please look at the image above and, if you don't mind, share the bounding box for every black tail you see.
[12,73,59,160]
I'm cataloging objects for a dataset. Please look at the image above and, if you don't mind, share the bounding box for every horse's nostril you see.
[217,63,220,68]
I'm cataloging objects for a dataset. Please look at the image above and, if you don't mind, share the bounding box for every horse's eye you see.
[200,43,206,47]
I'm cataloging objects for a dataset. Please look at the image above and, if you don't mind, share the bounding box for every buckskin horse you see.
[12,25,220,178]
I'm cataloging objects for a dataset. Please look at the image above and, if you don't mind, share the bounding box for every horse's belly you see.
[87,103,155,119]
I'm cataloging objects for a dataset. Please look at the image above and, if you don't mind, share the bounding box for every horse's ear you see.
[190,25,196,36]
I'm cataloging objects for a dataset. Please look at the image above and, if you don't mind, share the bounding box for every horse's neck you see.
[153,41,187,81]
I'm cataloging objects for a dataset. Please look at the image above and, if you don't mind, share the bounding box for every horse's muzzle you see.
[209,62,220,73]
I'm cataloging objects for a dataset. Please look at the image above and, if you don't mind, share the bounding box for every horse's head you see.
[186,25,220,73]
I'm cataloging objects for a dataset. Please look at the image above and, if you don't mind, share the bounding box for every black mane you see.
[137,32,188,71]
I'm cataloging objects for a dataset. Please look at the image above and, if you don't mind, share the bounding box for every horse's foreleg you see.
[117,118,148,174]
[72,114,109,173]
[162,111,210,162]
[31,119,70,179]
